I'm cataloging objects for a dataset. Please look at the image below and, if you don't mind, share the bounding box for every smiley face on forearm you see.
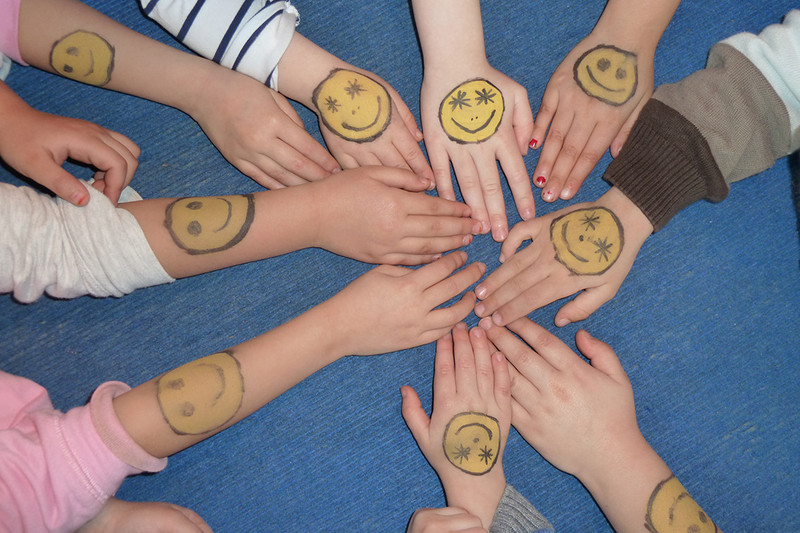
[157,351,245,435]
[645,475,718,533]
[312,69,392,142]
[164,194,255,255]
[50,30,115,86]
[442,411,501,475]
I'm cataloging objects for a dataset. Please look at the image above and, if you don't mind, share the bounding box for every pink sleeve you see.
[0,372,166,533]
[0,0,26,64]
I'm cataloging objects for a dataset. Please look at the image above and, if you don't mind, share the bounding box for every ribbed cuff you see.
[603,99,729,232]
[490,484,554,533]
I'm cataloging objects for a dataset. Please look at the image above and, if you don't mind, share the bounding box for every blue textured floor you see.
[2,1,799,531]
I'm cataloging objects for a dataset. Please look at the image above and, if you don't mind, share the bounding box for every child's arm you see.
[16,0,339,188]
[411,0,535,243]
[481,318,718,533]
[530,0,680,202]
[0,80,139,205]
[113,251,484,458]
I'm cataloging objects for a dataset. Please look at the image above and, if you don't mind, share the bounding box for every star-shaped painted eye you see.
[580,212,601,231]
[452,443,471,463]
[324,96,341,112]
[344,79,365,98]
[474,88,496,105]
[448,90,472,111]
[593,236,614,262]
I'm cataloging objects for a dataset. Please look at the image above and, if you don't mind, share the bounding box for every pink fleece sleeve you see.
[0,372,166,533]
[0,0,26,64]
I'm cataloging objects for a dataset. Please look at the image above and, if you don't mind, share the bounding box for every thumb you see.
[370,166,429,192]
[575,330,627,381]
[34,162,90,206]
[400,385,431,445]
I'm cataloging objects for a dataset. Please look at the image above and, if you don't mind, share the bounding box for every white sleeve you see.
[721,9,800,150]
[0,182,174,303]
[140,0,299,90]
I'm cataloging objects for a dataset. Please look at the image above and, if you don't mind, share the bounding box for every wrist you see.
[597,186,654,241]
[442,470,506,528]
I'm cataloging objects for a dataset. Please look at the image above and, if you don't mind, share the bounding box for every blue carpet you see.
[1,1,799,531]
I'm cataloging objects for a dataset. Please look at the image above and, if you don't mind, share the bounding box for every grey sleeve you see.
[0,182,173,303]
[489,484,555,533]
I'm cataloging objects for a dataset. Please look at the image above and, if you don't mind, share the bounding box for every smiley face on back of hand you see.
[573,44,637,106]
[439,78,504,144]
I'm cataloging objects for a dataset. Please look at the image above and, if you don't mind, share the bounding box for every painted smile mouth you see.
[586,66,625,93]
[451,109,496,134]
[342,97,383,132]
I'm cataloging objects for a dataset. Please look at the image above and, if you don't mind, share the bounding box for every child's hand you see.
[0,85,139,206]
[314,68,433,182]
[479,318,640,483]
[474,187,652,327]
[530,36,654,202]
[191,70,341,189]
[401,323,510,527]
[407,507,487,533]
[324,252,484,357]
[420,66,534,242]
[312,166,480,265]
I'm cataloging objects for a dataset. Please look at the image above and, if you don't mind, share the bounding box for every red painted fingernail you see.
[529,138,538,149]
[535,175,546,186]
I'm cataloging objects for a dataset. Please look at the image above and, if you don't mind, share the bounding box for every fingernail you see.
[475,285,487,300]
[555,317,571,327]
[492,313,503,326]
[529,138,538,149]
[479,317,494,330]
[560,187,572,200]
[481,220,491,234]
[427,180,436,191]
[72,191,88,206]
[472,221,482,235]
[494,227,507,242]
[455,322,467,330]
[520,206,534,220]
[543,189,555,202]
[475,303,486,316]
[534,175,547,187]
[498,253,505,263]
[462,234,473,246]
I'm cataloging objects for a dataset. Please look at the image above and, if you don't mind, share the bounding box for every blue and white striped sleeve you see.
[139,0,299,90]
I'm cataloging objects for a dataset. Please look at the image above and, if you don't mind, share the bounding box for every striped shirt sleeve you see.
[139,0,299,90]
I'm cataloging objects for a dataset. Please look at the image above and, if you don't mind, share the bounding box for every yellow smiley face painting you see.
[645,476,718,533]
[442,412,501,475]
[157,351,245,435]
[49,31,115,86]
[573,44,637,106]
[312,69,392,142]
[439,78,504,144]
[165,194,255,255]
[550,207,623,275]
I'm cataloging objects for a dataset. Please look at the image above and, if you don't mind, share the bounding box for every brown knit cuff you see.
[603,99,729,232]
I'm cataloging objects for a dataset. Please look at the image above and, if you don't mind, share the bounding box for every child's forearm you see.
[410,0,486,70]
[112,301,343,459]
[578,434,716,532]
[119,184,320,279]
[593,0,681,51]
[17,0,221,113]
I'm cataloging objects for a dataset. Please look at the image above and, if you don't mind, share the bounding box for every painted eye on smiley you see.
[49,31,115,86]
[442,412,501,475]
[645,476,718,533]
[550,207,623,275]
[439,78,504,144]
[157,351,245,435]
[164,194,255,255]
[312,69,392,142]
[573,44,638,106]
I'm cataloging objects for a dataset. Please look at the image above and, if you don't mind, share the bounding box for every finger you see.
[610,99,647,158]
[254,140,329,185]
[532,107,575,202]
[545,119,594,202]
[280,127,340,177]
[391,234,473,260]
[351,150,383,168]
[491,350,511,409]
[373,143,414,173]
[428,147,457,201]
[497,145,535,221]
[390,90,424,142]
[476,251,550,318]
[510,88,535,156]
[452,322,477,395]
[505,317,574,371]
[237,157,298,189]
[480,317,554,387]
[405,194,473,219]
[400,385,432,445]
[425,291,477,339]
[490,272,574,326]
[450,151,490,235]
[404,213,478,238]
[271,90,306,128]
[472,153,508,242]
[38,164,90,206]
[414,250,468,287]
[530,86,559,153]
[362,165,428,192]
[433,330,457,400]
[575,330,629,382]
[424,260,485,306]
[70,140,136,205]
[469,326,495,400]
[498,219,541,263]
[560,124,612,200]
[554,284,617,327]
[394,134,434,181]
